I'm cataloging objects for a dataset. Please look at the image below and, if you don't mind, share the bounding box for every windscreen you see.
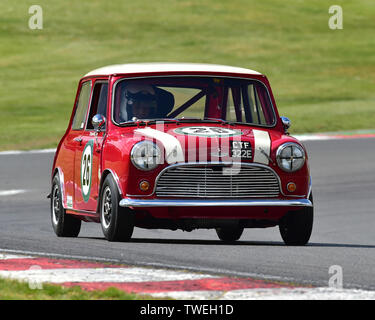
[113,77,275,126]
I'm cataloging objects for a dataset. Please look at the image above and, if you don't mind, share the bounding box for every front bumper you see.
[119,198,313,208]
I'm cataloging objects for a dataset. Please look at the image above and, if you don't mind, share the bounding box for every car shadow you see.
[131,239,375,248]
[79,236,284,246]
[130,238,286,246]
[78,237,375,248]
[308,242,375,249]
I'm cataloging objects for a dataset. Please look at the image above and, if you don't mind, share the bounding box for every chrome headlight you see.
[131,140,161,171]
[276,142,305,172]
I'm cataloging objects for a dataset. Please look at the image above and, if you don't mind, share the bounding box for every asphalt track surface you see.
[1,138,375,291]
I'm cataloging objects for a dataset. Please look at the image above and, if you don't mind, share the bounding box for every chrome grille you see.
[155,164,280,198]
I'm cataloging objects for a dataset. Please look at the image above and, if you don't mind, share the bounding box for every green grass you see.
[0,277,155,300]
[1,0,374,150]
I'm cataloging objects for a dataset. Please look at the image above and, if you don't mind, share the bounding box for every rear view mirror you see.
[280,116,291,133]
[92,114,106,132]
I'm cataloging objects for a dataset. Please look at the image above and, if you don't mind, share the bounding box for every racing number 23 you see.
[82,153,91,187]
[81,140,93,202]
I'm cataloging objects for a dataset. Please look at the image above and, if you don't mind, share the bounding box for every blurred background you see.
[0,0,374,150]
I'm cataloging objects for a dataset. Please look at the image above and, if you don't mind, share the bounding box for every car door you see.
[73,81,108,212]
[59,80,92,210]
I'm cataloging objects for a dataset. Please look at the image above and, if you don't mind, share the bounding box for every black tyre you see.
[51,174,81,237]
[279,194,314,246]
[216,226,244,242]
[100,175,134,242]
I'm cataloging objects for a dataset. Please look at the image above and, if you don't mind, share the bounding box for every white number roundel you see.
[174,126,243,137]
[81,141,93,202]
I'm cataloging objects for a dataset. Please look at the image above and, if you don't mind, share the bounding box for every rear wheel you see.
[51,174,81,237]
[100,175,134,242]
[279,194,314,246]
[216,226,244,242]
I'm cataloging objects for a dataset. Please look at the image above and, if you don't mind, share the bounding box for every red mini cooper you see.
[50,63,313,245]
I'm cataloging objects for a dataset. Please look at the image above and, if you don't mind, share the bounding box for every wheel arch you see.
[97,169,123,212]
[52,167,66,207]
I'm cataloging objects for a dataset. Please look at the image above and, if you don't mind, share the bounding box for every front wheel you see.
[100,175,134,242]
[51,174,81,237]
[279,194,314,246]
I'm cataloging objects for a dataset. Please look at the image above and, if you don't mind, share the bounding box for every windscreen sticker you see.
[174,126,243,137]
[81,140,93,202]
[66,195,73,209]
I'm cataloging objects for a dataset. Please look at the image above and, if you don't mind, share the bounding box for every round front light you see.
[276,143,305,172]
[131,140,161,171]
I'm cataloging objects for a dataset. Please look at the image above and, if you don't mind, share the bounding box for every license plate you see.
[230,141,252,159]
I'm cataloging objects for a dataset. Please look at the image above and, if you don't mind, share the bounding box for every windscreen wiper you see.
[120,118,180,126]
[178,117,235,125]
[205,117,236,126]
[147,118,181,124]
[230,122,259,127]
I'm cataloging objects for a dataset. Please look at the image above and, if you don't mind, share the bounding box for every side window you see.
[72,81,91,130]
[86,82,108,130]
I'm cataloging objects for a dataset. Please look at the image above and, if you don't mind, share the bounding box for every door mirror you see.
[280,116,291,133]
[92,114,106,132]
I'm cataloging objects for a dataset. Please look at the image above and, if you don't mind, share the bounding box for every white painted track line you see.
[0,190,27,196]
[0,148,56,155]
[0,254,33,260]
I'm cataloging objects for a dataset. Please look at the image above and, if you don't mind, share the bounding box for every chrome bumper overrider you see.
[119,198,313,208]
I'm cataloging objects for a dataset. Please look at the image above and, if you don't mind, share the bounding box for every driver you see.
[120,83,157,121]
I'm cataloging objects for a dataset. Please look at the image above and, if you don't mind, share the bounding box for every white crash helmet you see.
[120,83,157,121]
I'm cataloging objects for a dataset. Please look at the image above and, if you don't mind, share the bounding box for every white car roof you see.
[84,62,262,77]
